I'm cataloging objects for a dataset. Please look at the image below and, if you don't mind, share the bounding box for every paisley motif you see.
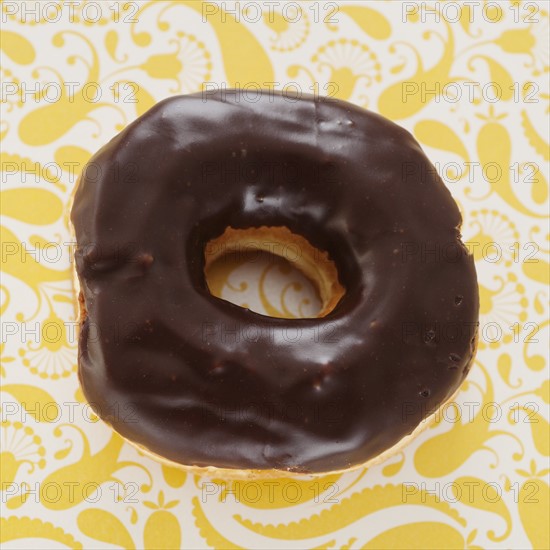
[2,2,548,548]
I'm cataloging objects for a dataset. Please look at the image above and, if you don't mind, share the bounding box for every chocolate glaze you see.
[71,89,479,473]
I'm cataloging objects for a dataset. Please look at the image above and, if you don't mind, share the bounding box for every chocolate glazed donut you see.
[71,89,479,475]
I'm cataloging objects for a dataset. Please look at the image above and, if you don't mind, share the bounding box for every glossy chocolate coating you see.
[71,90,479,473]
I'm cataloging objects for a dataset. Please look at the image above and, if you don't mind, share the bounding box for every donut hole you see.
[204,226,345,319]
[205,249,322,318]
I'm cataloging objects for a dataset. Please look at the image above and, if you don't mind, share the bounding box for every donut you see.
[70,89,479,476]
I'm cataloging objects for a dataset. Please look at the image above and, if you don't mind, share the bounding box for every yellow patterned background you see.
[1,0,549,548]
